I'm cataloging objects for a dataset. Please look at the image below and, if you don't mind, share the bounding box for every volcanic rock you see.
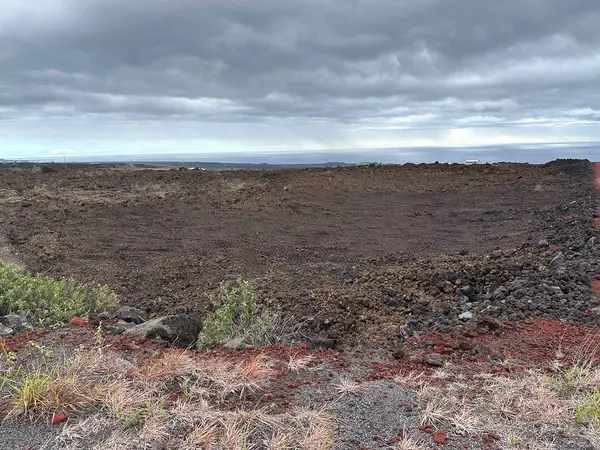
[114,306,148,324]
[422,353,446,367]
[124,313,202,348]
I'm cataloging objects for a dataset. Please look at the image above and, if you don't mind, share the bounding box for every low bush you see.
[575,390,600,429]
[198,279,283,348]
[0,261,117,326]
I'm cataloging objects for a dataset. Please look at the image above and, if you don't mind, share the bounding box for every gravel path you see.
[0,421,57,450]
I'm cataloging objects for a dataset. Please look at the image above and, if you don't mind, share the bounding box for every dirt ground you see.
[1,160,598,353]
[3,318,600,449]
[3,159,600,449]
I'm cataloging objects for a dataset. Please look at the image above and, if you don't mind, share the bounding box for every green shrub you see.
[575,390,600,429]
[198,279,281,348]
[0,262,117,326]
[543,364,589,393]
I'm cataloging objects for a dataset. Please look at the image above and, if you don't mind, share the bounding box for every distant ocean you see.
[6,142,600,166]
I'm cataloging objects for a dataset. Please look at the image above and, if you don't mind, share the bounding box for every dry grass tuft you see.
[484,374,568,424]
[287,354,315,373]
[411,358,600,448]
[393,371,425,388]
[4,344,335,449]
[185,420,220,448]
[68,347,132,382]
[209,354,276,398]
[418,384,453,426]
[264,430,293,450]
[136,350,195,380]
[2,366,92,419]
[299,412,335,450]
[334,376,363,395]
[391,430,428,449]
[449,402,482,435]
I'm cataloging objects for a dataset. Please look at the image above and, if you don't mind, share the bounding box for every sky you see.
[1,0,600,162]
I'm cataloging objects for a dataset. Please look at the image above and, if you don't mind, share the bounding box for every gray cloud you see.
[1,0,600,158]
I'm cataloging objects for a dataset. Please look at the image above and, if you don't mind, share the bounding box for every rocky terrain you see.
[2,159,600,449]
[1,159,598,354]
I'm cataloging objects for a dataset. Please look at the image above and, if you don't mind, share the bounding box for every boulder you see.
[124,314,202,348]
[460,285,474,300]
[0,323,13,336]
[492,286,508,301]
[538,239,549,248]
[487,351,506,363]
[391,344,405,360]
[423,353,446,367]
[105,319,138,334]
[114,306,148,324]
[0,314,31,333]
[458,311,473,321]
[478,315,503,331]
[88,311,112,326]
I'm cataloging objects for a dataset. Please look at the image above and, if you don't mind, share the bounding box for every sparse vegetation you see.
[0,261,117,326]
[3,366,88,419]
[1,340,335,449]
[334,376,363,395]
[391,431,427,450]
[198,279,284,348]
[408,357,600,448]
[576,390,600,429]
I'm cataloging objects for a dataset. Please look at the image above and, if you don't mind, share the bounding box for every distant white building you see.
[465,159,480,165]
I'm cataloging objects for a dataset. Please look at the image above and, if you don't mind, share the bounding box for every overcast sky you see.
[1,0,600,161]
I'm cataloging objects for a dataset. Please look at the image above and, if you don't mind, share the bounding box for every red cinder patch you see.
[363,319,600,382]
[591,279,600,295]
[52,412,68,425]
[70,316,88,327]
[433,429,446,444]
[484,433,501,441]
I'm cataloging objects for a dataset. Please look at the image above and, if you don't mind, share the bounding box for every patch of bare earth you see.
[1,160,597,352]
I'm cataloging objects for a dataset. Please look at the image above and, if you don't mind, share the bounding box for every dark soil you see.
[1,159,599,354]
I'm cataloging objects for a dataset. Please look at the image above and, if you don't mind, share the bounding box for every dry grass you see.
[207,354,276,398]
[418,384,453,426]
[333,376,363,395]
[391,430,428,450]
[67,347,133,382]
[136,350,195,380]
[2,344,335,449]
[3,368,91,419]
[186,420,220,448]
[287,354,316,373]
[411,360,600,448]
[393,370,425,388]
